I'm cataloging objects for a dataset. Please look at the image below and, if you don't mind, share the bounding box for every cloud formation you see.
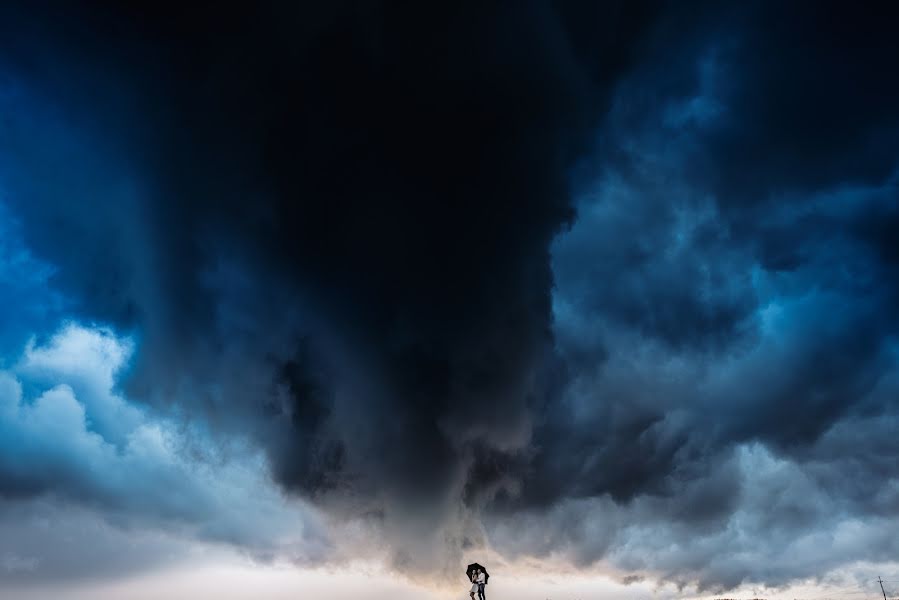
[0,0,898,591]
[0,323,328,578]
[490,1,899,587]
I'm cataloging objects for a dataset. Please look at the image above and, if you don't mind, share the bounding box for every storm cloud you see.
[1,0,898,591]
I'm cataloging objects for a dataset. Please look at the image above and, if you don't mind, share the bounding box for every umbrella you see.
[466,563,489,584]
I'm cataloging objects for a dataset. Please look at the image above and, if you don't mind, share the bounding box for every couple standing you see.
[468,567,486,600]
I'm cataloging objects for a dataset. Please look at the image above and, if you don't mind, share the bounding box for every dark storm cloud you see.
[481,0,899,588]
[0,0,662,573]
[3,0,899,590]
[699,3,899,203]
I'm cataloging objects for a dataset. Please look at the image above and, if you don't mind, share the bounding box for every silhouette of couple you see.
[469,567,486,600]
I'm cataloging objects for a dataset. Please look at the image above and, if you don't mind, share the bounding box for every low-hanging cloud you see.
[0,323,330,576]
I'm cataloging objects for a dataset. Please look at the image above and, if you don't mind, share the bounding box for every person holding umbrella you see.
[466,563,489,600]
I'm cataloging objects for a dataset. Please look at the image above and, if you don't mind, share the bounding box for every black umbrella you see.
[466,563,489,584]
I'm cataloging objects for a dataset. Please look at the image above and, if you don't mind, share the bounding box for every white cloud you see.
[0,322,332,580]
[17,323,141,443]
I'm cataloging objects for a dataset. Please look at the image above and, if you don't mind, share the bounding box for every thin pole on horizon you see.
[879,577,889,600]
